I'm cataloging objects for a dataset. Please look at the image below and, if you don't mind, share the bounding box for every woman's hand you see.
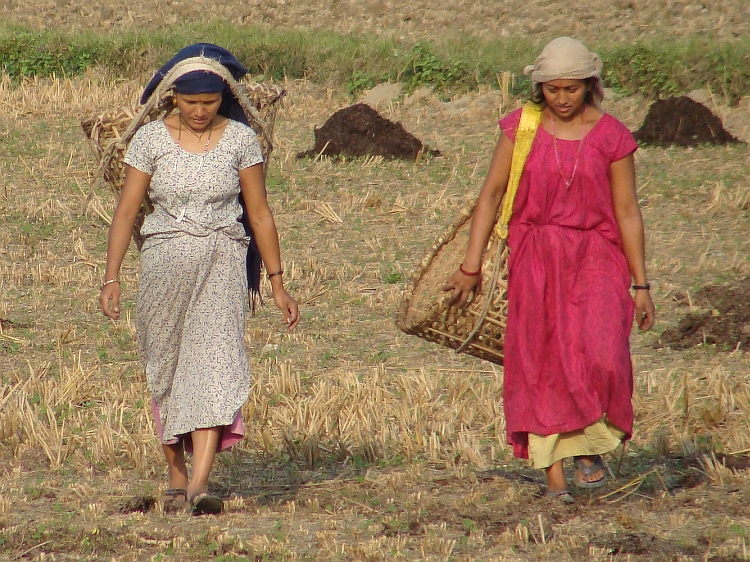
[272,286,300,330]
[442,269,482,308]
[100,282,122,320]
[634,289,655,331]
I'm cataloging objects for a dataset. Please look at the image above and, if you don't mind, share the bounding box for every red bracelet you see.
[459,264,481,276]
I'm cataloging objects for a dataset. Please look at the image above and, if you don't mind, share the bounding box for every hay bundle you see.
[396,205,509,365]
[81,80,285,248]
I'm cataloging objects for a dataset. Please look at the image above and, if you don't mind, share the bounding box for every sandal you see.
[162,488,187,512]
[544,489,575,504]
[189,492,224,516]
[573,455,607,489]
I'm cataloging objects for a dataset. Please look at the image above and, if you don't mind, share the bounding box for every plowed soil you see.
[1,0,748,44]
[656,277,750,350]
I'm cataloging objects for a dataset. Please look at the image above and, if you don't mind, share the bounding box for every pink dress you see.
[499,108,638,459]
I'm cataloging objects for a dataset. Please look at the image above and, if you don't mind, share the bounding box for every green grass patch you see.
[2,22,750,102]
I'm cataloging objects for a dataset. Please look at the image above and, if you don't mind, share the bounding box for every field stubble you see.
[0,67,750,560]
[1,0,748,45]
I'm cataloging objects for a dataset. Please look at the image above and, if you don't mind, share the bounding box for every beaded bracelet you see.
[459,264,481,276]
[267,270,284,279]
[100,279,120,290]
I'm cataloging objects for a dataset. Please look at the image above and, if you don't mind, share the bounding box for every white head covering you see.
[524,37,604,104]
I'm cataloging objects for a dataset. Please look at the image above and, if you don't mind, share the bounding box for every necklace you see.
[173,118,214,222]
[178,115,213,148]
[178,112,212,141]
[549,107,586,189]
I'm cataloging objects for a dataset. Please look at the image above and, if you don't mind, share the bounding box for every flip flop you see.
[573,456,607,489]
[162,488,187,512]
[544,489,575,504]
[189,492,224,516]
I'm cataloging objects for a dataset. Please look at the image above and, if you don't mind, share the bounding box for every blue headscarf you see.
[141,43,251,126]
[142,44,263,302]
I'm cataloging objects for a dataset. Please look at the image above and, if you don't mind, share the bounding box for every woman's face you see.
[542,79,588,120]
[175,92,222,132]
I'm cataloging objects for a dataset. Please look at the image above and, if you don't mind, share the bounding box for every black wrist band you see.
[632,283,650,291]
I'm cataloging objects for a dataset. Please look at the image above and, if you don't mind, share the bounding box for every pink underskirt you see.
[151,398,245,453]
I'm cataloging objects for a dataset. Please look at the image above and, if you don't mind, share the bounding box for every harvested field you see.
[1,4,750,561]
[1,0,748,44]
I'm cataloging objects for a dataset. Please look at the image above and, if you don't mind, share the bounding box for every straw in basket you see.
[81,57,285,250]
[396,103,542,366]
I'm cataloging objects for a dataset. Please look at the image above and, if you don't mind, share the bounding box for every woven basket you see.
[396,204,509,365]
[81,81,285,249]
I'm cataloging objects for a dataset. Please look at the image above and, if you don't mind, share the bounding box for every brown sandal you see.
[544,489,575,504]
[189,492,224,515]
[162,488,187,512]
[573,456,607,489]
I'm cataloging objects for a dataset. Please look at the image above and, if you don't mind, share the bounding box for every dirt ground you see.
[1,0,748,44]
[657,277,750,351]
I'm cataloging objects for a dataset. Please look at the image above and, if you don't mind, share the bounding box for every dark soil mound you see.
[655,277,750,351]
[633,96,742,146]
[296,103,440,161]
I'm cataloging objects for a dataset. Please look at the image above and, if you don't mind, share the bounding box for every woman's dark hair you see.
[531,77,600,106]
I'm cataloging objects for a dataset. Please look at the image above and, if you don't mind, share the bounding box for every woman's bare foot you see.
[545,460,567,492]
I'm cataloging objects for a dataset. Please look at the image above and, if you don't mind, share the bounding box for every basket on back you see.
[396,205,509,365]
[82,64,284,249]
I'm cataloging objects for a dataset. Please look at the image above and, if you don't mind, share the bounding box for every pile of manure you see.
[633,96,742,146]
[296,103,440,161]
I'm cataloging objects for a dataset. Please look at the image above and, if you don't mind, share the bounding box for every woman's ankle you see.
[544,460,568,491]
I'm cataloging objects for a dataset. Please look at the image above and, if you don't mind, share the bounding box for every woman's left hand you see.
[634,290,655,331]
[272,287,300,330]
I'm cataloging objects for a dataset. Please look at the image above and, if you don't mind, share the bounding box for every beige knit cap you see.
[524,37,603,84]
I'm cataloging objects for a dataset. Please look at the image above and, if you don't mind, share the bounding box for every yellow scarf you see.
[495,103,542,240]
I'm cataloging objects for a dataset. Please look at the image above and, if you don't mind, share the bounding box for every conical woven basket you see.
[81,81,285,249]
[396,204,509,365]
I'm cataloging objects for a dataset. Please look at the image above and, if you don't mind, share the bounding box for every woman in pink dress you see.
[444,37,655,503]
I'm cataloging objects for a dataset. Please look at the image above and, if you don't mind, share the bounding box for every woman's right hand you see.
[442,268,482,308]
[100,282,122,320]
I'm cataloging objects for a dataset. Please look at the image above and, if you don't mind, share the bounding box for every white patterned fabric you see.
[124,118,263,445]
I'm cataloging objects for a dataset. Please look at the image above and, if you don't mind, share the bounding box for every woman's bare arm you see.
[239,163,300,329]
[99,165,151,319]
[443,132,514,307]
[610,154,655,331]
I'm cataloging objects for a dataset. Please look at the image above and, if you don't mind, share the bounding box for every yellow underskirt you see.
[527,417,625,469]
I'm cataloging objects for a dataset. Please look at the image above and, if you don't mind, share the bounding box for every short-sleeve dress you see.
[498,108,638,462]
[124,118,264,450]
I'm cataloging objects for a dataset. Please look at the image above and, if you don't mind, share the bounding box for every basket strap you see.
[119,57,273,156]
[495,103,542,240]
